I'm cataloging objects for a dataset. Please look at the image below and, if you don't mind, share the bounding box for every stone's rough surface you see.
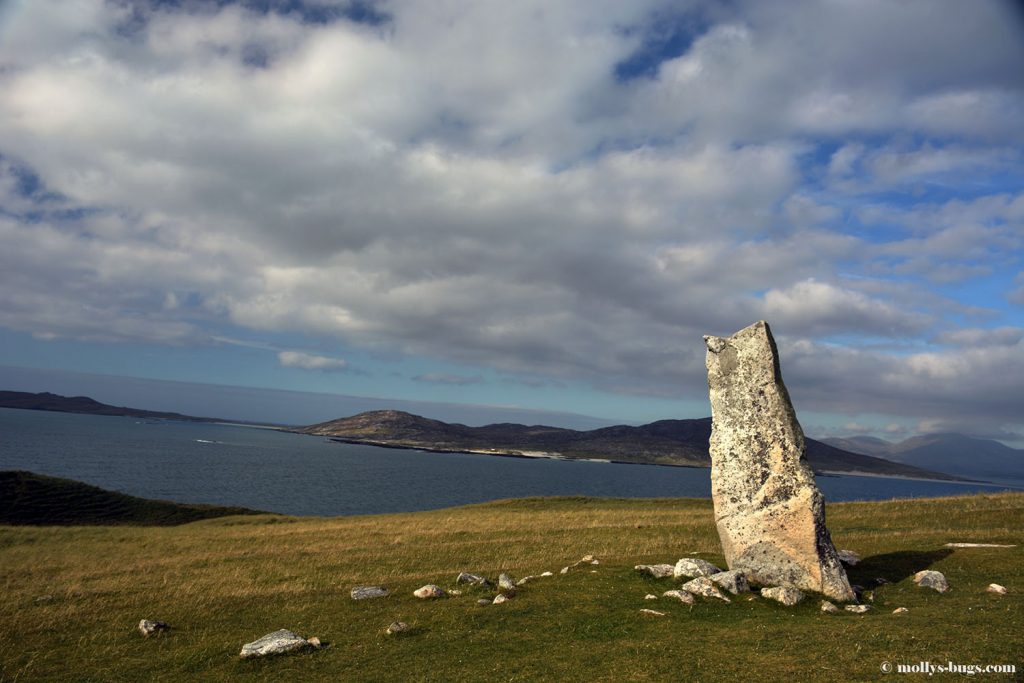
[673,558,722,579]
[635,564,676,579]
[836,550,861,566]
[138,619,169,637]
[709,570,750,595]
[820,601,840,614]
[680,577,731,602]
[350,586,389,600]
[760,586,805,606]
[456,572,489,586]
[413,585,446,599]
[498,573,517,592]
[662,589,696,605]
[987,583,1008,595]
[386,622,409,635]
[239,630,309,659]
[704,321,855,602]
[913,570,949,593]
[845,604,871,614]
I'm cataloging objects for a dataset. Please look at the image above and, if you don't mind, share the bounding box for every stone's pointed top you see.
[704,335,726,353]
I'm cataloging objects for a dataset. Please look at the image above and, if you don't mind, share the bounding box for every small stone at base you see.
[386,622,409,635]
[892,607,909,614]
[986,583,1007,595]
[138,619,170,637]
[820,601,840,614]
[308,637,322,648]
[845,604,871,614]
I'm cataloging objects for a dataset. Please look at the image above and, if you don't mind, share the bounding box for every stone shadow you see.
[848,549,953,585]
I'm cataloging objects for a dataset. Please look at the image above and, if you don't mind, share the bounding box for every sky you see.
[0,0,1023,441]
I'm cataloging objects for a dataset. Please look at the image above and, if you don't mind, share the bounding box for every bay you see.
[0,408,1016,517]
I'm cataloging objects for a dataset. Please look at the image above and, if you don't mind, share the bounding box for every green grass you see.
[1,493,1021,682]
[0,471,262,526]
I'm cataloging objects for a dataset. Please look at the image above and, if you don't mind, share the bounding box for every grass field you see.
[1,492,1021,681]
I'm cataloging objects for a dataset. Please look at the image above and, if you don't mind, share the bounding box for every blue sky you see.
[0,0,1022,441]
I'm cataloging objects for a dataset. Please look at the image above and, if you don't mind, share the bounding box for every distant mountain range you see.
[0,390,218,422]
[823,434,1024,483]
[298,410,962,480]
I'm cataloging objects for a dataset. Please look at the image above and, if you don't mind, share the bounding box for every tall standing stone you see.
[704,321,854,602]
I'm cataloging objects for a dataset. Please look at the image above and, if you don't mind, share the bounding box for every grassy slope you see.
[0,493,1021,682]
[0,471,262,526]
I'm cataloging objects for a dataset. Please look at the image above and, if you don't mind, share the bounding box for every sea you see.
[1,407,1019,517]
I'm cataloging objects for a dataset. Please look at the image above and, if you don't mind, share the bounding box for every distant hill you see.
[824,433,1024,483]
[0,390,218,422]
[298,410,962,480]
[0,471,264,526]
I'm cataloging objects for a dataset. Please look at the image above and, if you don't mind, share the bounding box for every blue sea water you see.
[0,408,1018,517]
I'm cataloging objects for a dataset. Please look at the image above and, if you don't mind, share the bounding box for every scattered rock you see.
[351,586,390,600]
[635,564,675,579]
[590,560,600,565]
[477,598,491,606]
[456,572,490,586]
[560,567,569,574]
[307,636,322,648]
[413,585,447,599]
[820,601,840,614]
[681,577,731,602]
[138,619,170,637]
[673,558,723,579]
[845,604,871,614]
[644,594,658,600]
[709,570,750,595]
[836,550,861,566]
[913,570,949,593]
[449,589,463,596]
[498,573,517,592]
[704,321,855,602]
[639,608,665,616]
[239,630,309,659]
[517,576,534,587]
[492,594,508,605]
[987,583,1008,595]
[892,607,909,615]
[540,571,554,577]
[386,622,410,635]
[662,589,696,605]
[945,542,1016,548]
[581,555,595,563]
[760,586,805,607]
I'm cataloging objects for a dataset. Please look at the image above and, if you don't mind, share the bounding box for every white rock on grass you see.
[639,608,665,616]
[820,601,840,614]
[239,630,310,659]
[498,573,517,592]
[987,583,1008,595]
[138,619,169,637]
[845,604,871,614]
[386,622,409,635]
[892,607,909,615]
[760,586,805,606]
[644,594,658,600]
[680,577,731,602]
[662,590,696,605]
[709,570,749,595]
[413,585,447,599]
[673,558,723,579]
[635,564,675,579]
[836,550,861,566]
[492,594,509,605]
[456,572,489,586]
[913,570,949,593]
[540,571,554,577]
[350,586,389,600]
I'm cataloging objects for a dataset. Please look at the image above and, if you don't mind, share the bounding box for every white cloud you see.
[277,350,348,372]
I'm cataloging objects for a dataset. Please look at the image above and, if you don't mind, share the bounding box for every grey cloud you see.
[412,373,484,386]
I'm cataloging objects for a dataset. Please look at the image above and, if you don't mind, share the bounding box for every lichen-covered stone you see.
[498,573,517,592]
[680,577,731,602]
[845,604,871,614]
[386,622,409,635]
[662,589,696,604]
[413,584,447,599]
[672,558,722,579]
[704,321,854,602]
[239,630,309,659]
[456,572,490,586]
[709,570,749,594]
[138,619,169,637]
[635,564,675,579]
[913,570,949,593]
[760,586,805,606]
[350,586,389,600]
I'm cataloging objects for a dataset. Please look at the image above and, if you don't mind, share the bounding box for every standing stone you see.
[704,321,854,602]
